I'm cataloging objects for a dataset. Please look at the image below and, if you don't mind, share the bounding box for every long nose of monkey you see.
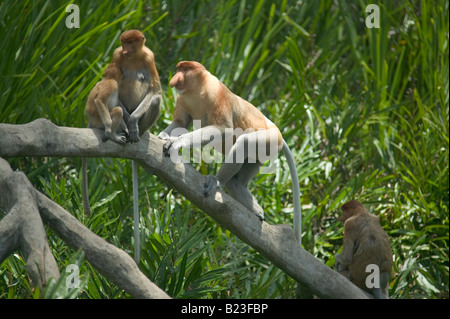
[169,77,177,88]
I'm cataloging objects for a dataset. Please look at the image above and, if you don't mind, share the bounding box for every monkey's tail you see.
[81,158,91,217]
[282,140,302,246]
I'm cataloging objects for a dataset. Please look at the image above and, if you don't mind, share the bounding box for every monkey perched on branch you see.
[84,62,128,145]
[335,200,393,299]
[159,61,302,244]
[82,30,161,262]
[82,30,161,214]
[112,29,161,143]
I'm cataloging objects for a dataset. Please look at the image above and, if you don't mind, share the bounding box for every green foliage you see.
[0,0,448,298]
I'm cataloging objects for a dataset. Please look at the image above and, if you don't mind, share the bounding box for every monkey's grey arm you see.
[130,93,159,121]
[163,125,224,158]
[128,93,161,143]
[158,118,193,140]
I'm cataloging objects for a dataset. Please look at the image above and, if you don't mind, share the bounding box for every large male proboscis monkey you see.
[83,30,161,263]
[82,62,128,217]
[335,200,393,299]
[158,61,302,244]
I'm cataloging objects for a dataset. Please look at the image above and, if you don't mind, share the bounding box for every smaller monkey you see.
[82,62,127,217]
[85,62,128,144]
[335,200,393,299]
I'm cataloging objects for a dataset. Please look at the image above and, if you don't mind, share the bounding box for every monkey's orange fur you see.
[112,30,161,114]
[85,62,126,144]
[169,61,283,150]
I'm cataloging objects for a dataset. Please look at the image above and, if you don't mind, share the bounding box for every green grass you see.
[0,0,448,299]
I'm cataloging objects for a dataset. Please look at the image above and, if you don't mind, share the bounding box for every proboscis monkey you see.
[159,61,302,243]
[85,62,128,144]
[83,30,161,262]
[82,62,127,217]
[335,200,393,299]
[112,29,161,143]
[115,29,161,262]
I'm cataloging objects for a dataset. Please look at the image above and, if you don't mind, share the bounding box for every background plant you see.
[0,0,448,299]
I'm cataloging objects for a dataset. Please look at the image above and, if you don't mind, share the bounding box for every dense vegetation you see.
[0,0,448,299]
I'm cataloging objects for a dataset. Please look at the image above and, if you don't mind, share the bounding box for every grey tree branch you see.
[0,157,169,299]
[36,188,170,299]
[0,160,60,290]
[0,119,370,298]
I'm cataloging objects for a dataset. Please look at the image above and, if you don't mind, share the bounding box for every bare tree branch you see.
[36,189,170,299]
[0,157,169,299]
[0,160,59,289]
[0,119,370,298]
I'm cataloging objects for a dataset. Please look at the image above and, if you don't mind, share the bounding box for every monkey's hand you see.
[204,175,221,197]
[163,138,185,164]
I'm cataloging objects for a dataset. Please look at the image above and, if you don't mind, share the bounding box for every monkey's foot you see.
[116,127,129,138]
[111,133,127,145]
[163,138,185,164]
[204,175,220,197]
[128,122,140,143]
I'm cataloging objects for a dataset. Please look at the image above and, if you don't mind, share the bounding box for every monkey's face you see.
[339,200,364,223]
[169,67,198,94]
[121,40,137,57]
[170,63,204,94]
[120,30,145,58]
[121,38,144,58]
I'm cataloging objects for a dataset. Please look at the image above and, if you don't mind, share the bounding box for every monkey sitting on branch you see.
[335,200,393,299]
[82,62,128,217]
[159,61,302,245]
[82,30,161,263]
[84,62,128,144]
